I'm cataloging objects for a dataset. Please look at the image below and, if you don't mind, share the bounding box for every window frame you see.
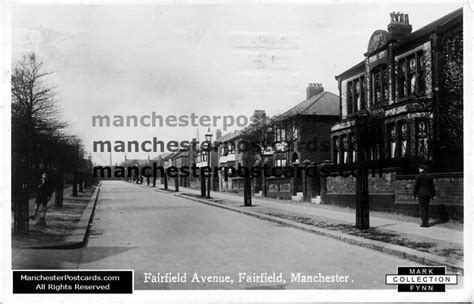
[274,151,287,167]
[415,118,429,159]
[370,64,388,106]
[346,75,365,116]
[397,120,408,158]
[333,136,339,164]
[387,123,397,159]
[396,50,426,100]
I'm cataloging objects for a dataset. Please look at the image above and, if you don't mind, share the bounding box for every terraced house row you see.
[122,8,463,220]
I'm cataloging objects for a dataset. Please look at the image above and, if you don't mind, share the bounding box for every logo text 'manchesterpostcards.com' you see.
[93,163,379,179]
[92,113,252,131]
[94,164,323,179]
[92,138,330,154]
[385,267,458,292]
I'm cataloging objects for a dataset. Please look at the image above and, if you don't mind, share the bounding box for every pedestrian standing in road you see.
[30,172,52,221]
[413,162,436,227]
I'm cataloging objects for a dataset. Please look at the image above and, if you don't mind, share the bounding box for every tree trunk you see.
[207,170,211,198]
[201,170,206,197]
[292,166,298,196]
[244,175,252,206]
[79,172,84,192]
[356,164,370,229]
[55,170,64,207]
[262,170,267,197]
[13,184,29,235]
[72,169,78,197]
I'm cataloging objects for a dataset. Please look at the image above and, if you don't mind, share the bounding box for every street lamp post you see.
[356,151,370,229]
[243,166,252,206]
[135,164,139,184]
[72,168,78,197]
[205,128,213,198]
[86,153,92,187]
[200,159,206,197]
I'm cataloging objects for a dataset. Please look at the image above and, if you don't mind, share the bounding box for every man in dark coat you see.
[413,163,436,227]
[30,172,53,221]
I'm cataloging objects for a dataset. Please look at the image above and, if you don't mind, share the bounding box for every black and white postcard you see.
[1,0,472,302]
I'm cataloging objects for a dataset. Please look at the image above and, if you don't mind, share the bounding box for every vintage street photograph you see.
[4,0,470,302]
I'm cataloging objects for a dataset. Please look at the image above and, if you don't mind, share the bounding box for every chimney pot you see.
[388,11,412,40]
[306,82,324,99]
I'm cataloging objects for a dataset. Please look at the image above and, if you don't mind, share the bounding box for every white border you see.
[1,0,473,303]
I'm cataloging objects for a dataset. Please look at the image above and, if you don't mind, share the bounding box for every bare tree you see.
[238,113,272,200]
[272,112,304,159]
[240,113,273,162]
[11,53,69,174]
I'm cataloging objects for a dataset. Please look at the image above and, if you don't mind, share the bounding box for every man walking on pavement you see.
[413,162,436,227]
[30,172,52,221]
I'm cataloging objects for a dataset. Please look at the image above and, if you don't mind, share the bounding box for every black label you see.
[397,267,445,275]
[13,270,133,294]
[398,284,445,292]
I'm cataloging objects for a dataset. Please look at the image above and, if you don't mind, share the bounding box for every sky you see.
[10,1,464,165]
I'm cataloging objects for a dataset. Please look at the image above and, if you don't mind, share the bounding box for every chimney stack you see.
[252,110,266,121]
[306,83,324,100]
[388,12,412,40]
[215,129,222,140]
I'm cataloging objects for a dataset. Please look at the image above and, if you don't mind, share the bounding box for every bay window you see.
[397,50,425,99]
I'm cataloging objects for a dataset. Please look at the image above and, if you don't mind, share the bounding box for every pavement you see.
[11,185,100,250]
[148,183,463,274]
[11,185,73,224]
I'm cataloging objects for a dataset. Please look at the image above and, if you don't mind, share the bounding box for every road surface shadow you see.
[13,246,135,269]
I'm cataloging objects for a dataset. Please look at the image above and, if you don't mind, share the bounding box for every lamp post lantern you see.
[205,128,213,198]
[136,163,139,184]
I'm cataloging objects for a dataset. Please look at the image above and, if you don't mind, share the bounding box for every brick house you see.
[216,130,242,192]
[273,83,339,167]
[325,9,463,219]
[216,111,268,193]
[215,89,339,199]
[268,83,339,199]
[171,151,191,187]
[194,132,220,191]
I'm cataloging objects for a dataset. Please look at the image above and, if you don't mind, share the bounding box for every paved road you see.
[14,181,424,290]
